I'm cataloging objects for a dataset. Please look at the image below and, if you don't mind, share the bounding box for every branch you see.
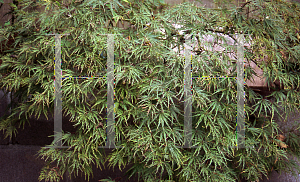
[240,1,252,9]
[205,28,227,34]
[245,8,259,16]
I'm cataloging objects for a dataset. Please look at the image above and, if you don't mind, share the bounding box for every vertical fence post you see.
[184,34,192,148]
[54,34,63,148]
[236,34,245,149]
[106,34,116,149]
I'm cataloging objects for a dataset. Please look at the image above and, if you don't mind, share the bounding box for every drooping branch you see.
[240,1,252,9]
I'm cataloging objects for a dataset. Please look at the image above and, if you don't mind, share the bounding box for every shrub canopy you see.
[0,0,300,181]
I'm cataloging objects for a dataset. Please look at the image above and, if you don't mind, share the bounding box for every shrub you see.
[0,0,300,181]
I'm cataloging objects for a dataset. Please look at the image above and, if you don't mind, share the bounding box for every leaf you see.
[98,178,115,182]
[276,134,287,148]
[55,1,61,7]
[8,2,17,8]
[4,21,10,26]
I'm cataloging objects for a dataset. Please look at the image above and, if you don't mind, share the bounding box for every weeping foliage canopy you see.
[0,0,300,181]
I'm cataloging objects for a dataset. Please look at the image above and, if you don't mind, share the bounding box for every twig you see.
[96,122,104,129]
[245,8,259,16]
[240,1,252,9]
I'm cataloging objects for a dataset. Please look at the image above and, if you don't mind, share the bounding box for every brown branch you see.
[240,1,252,9]
[205,28,227,34]
[245,8,259,16]
[96,122,103,129]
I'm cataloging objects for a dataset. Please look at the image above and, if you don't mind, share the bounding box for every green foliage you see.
[0,0,300,181]
[99,177,116,182]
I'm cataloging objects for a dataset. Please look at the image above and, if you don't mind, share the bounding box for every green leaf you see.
[4,21,10,26]
[55,1,61,7]
[8,2,17,8]
[99,178,115,182]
